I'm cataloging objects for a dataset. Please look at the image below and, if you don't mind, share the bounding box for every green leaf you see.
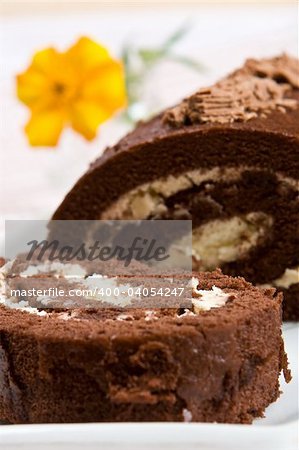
[167,54,206,72]
[138,49,165,64]
[120,23,206,122]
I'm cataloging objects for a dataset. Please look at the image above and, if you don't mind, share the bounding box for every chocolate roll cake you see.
[53,54,299,320]
[0,259,291,424]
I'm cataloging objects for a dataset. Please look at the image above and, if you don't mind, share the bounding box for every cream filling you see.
[100,166,298,220]
[0,268,230,315]
[0,264,48,316]
[0,297,48,316]
[20,262,87,278]
[260,266,299,289]
[192,212,273,270]
[190,277,230,312]
[0,278,140,312]
[101,167,246,220]
[0,260,141,312]
[77,274,143,307]
[272,267,299,288]
[182,408,193,422]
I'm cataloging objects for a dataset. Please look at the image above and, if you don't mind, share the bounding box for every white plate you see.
[0,324,298,450]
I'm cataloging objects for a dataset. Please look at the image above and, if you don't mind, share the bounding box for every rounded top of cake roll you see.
[88,53,299,165]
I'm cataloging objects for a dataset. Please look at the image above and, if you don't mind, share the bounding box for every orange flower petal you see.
[17,48,64,109]
[65,37,110,73]
[17,69,48,107]
[70,100,110,140]
[25,108,65,147]
[82,60,127,113]
[31,48,61,75]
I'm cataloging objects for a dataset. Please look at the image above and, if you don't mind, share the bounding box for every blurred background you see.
[0,1,298,253]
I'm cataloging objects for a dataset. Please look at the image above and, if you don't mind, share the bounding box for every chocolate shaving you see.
[244,54,299,89]
[164,54,299,127]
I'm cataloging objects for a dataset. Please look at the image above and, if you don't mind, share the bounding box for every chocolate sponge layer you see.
[0,270,290,424]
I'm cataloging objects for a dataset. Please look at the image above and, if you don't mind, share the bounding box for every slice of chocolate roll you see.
[0,262,291,424]
[53,54,299,320]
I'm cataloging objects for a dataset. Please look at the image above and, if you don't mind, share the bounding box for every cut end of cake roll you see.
[52,54,299,320]
[0,262,291,424]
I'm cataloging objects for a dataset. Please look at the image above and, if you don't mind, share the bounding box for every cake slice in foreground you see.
[0,260,291,424]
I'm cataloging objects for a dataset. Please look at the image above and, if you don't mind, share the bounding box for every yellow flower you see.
[16,37,127,146]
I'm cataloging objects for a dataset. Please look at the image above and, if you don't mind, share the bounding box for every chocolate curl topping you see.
[164,54,299,127]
